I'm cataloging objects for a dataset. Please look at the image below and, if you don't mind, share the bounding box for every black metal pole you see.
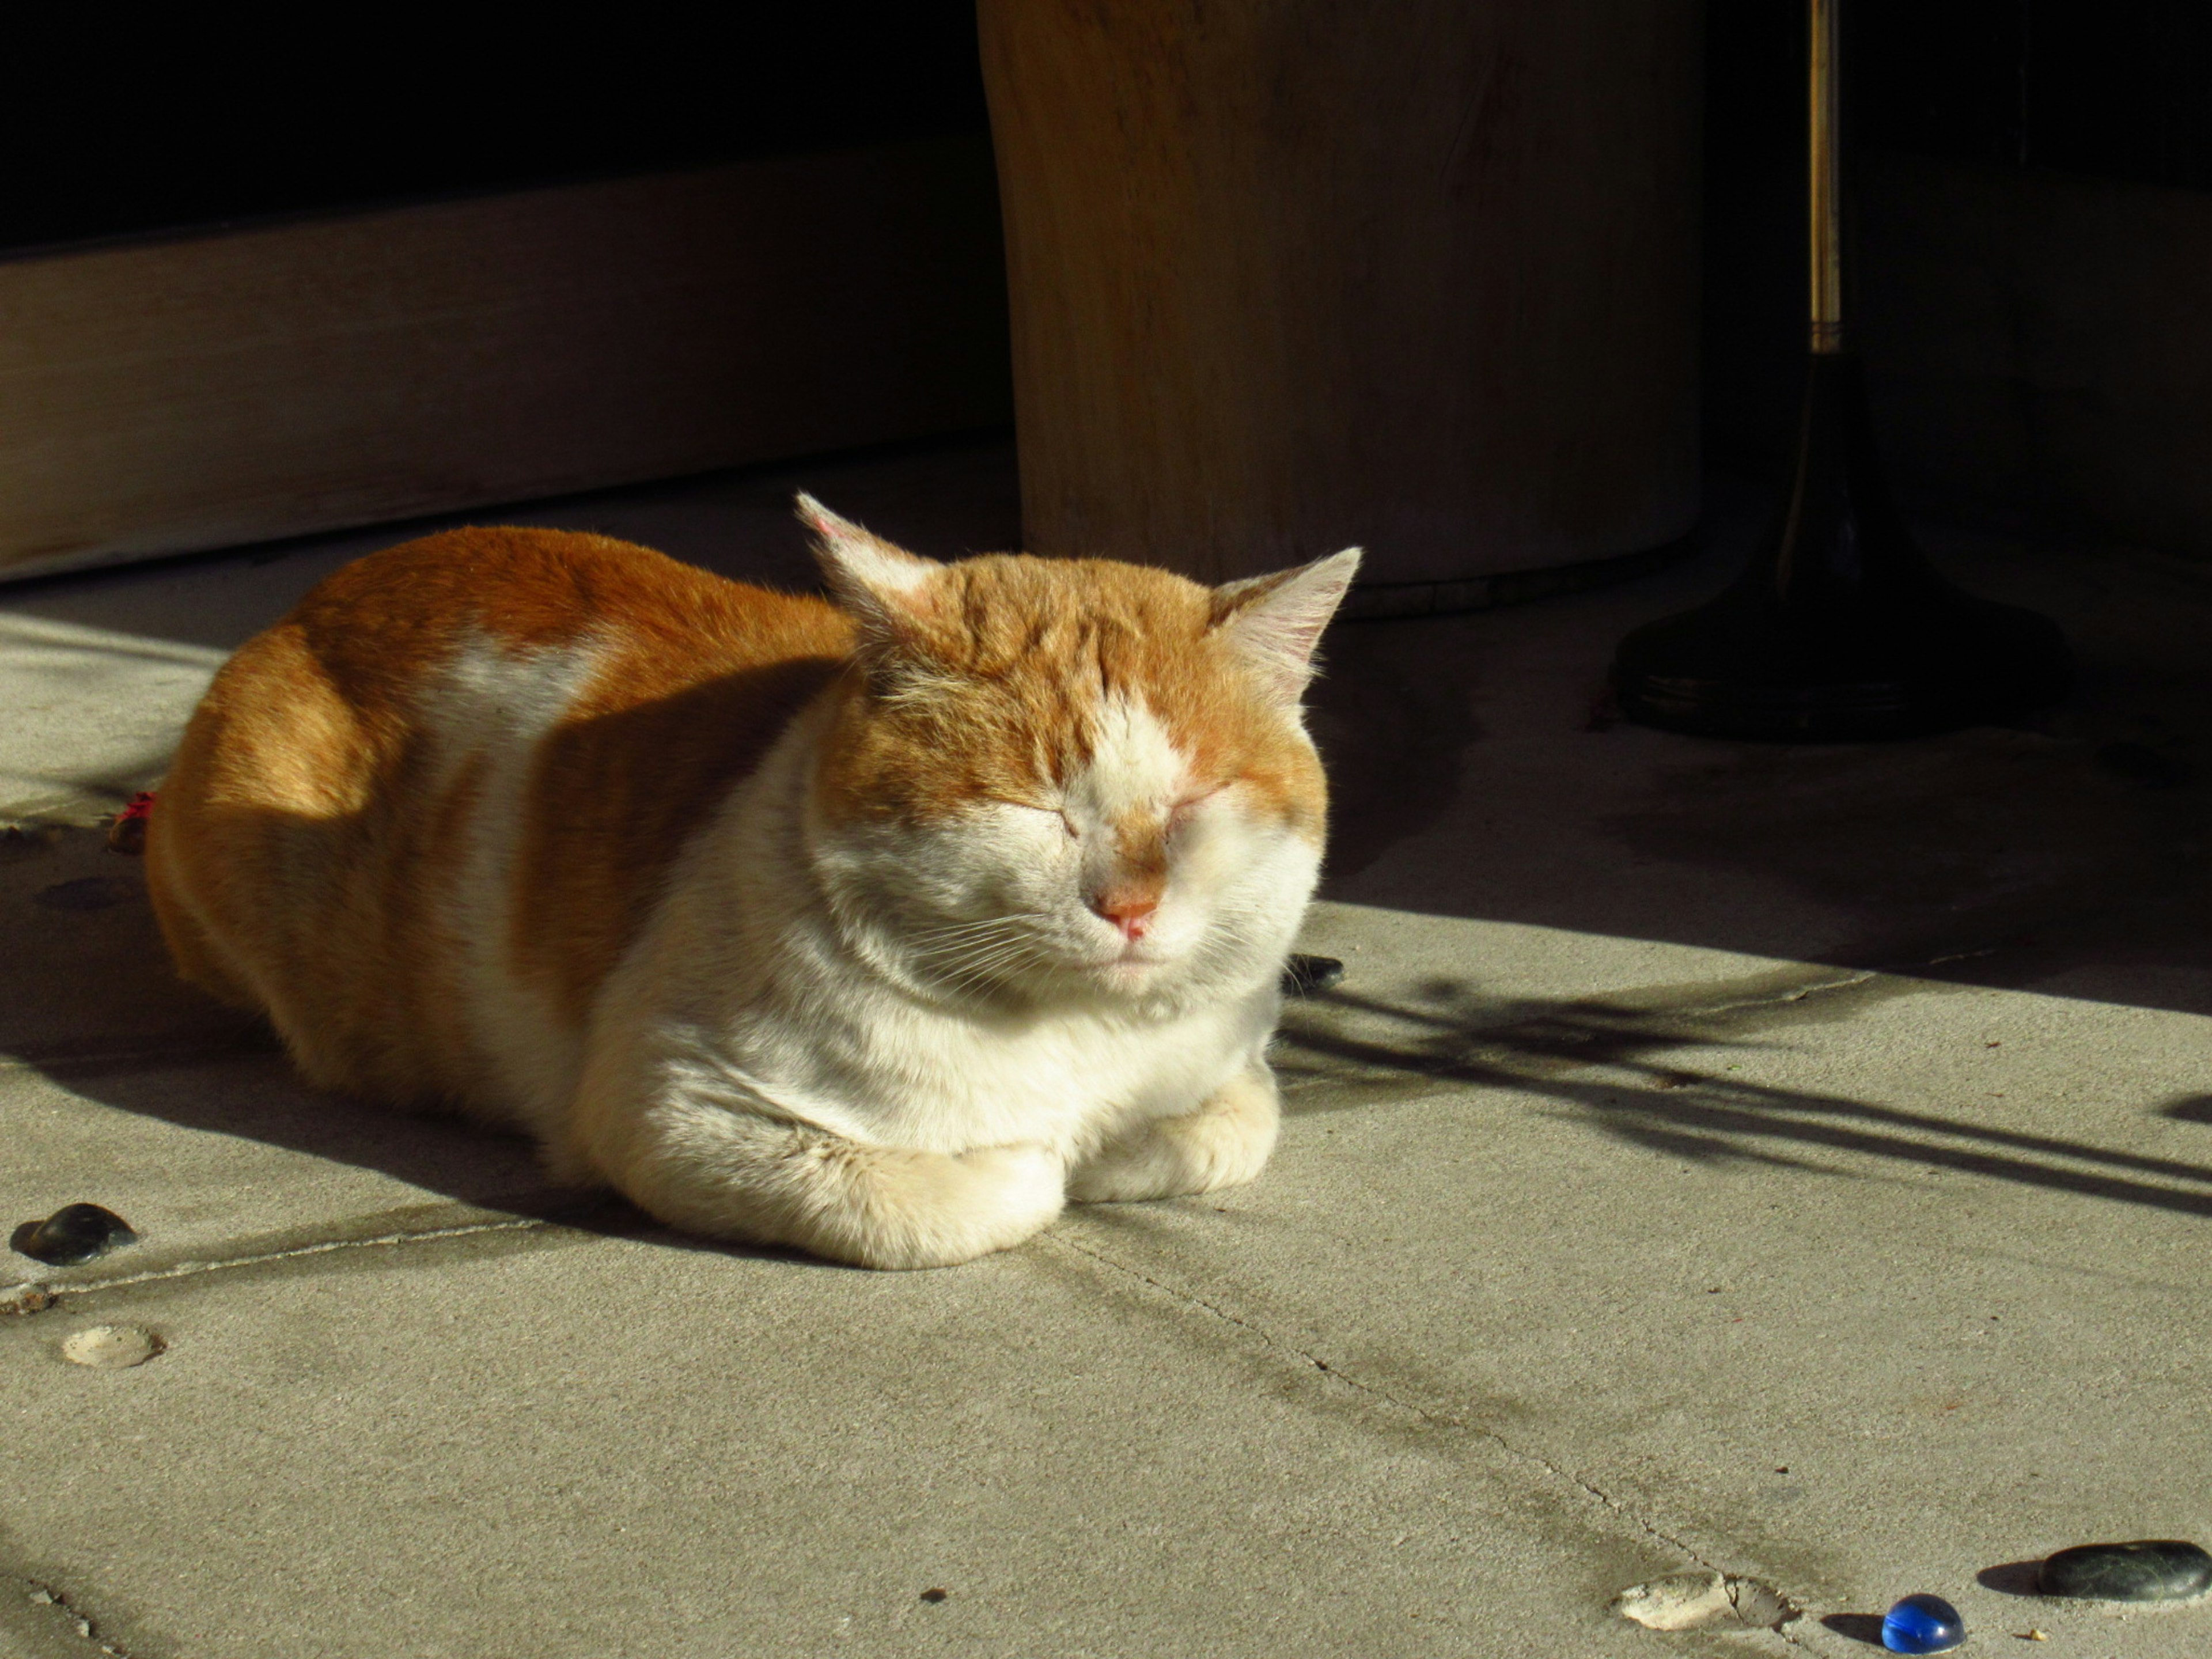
[1609,0,2070,740]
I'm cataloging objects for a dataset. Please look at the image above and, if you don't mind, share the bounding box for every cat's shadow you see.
[1303,620,1483,884]
[7,658,885,1267]
[12,805,1328,1270]
[47,1033,854,1266]
[14,940,841,1270]
[45,1031,1262,1274]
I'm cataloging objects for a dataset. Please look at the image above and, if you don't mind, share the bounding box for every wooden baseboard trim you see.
[0,135,1011,582]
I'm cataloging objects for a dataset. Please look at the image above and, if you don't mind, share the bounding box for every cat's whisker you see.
[910,915,1024,942]
[927,933,1067,999]
[907,913,1054,956]
[921,934,1025,976]
[912,913,1052,950]
[929,937,1052,994]
[914,930,1029,963]
[912,930,1041,976]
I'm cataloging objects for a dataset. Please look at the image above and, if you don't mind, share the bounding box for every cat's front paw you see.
[954,1141,1068,1221]
[1069,1066,1281,1203]
[848,1139,1067,1270]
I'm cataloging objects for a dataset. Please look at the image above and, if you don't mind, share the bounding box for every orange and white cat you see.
[145,498,1358,1268]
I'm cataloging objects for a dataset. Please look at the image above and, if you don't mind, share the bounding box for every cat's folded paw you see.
[1069,1067,1280,1203]
[597,1100,1067,1271]
[955,1139,1067,1196]
[843,1139,1067,1270]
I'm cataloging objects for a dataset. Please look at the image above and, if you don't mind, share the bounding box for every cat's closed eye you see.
[1170,786,1226,826]
[1000,798,1080,838]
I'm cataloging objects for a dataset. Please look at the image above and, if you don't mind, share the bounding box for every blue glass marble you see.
[1881,1593,1964,1654]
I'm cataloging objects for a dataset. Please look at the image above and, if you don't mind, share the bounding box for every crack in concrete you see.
[1049,1229,1819,1652]
[1679,970,1876,1018]
[2,1215,546,1311]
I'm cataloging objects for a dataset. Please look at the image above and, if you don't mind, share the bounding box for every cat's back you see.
[147,525,853,1112]
[282,524,844,701]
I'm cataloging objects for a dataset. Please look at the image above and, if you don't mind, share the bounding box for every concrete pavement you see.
[3,440,2210,1657]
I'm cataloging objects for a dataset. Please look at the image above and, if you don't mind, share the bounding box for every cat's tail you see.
[577,1097,1067,1270]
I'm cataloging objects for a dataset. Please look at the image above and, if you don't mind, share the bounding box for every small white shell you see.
[59,1324,164,1369]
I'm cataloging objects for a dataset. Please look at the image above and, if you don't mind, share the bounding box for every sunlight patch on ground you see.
[1284,899,2212,1224]
[0,614,224,819]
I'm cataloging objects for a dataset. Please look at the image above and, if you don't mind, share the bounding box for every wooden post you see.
[979,0,1705,589]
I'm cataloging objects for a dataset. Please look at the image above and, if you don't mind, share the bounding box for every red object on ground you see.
[107,791,155,855]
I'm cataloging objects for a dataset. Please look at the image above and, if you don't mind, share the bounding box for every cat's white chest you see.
[768,984,1272,1155]
[586,689,1297,1162]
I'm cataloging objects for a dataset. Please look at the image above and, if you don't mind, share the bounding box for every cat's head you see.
[796,495,1360,1009]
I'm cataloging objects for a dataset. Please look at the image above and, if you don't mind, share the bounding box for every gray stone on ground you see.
[2039,1539,2212,1602]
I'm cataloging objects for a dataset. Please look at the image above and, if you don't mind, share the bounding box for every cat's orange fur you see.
[147,526,852,1103]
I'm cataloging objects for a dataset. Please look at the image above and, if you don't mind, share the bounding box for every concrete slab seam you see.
[0,1035,270,1077]
[2,1215,545,1307]
[1046,1233,1819,1651]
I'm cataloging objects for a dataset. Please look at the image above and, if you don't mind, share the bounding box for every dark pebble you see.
[10,1203,137,1267]
[34,877,134,912]
[2039,1539,2212,1602]
[919,1588,949,1604]
[1281,954,1345,997]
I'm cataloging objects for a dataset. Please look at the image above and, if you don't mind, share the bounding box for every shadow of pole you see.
[1276,980,2212,1219]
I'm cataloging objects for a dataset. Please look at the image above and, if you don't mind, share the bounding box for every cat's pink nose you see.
[1092,892,1159,940]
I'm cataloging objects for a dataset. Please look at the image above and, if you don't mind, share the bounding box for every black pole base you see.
[1611,353,2071,741]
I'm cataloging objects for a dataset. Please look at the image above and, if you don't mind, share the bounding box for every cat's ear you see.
[1208,547,1363,704]
[795,494,944,642]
